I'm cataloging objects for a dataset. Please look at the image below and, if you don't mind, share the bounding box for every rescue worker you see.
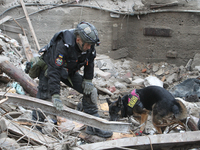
[28,21,113,138]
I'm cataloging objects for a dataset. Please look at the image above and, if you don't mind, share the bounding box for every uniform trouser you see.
[32,71,98,122]
[32,70,52,122]
[61,72,98,115]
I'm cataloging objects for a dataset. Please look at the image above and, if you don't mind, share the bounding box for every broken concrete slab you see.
[132,78,145,86]
[109,47,128,60]
[144,76,163,87]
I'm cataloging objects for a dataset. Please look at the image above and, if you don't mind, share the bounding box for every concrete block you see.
[96,60,105,69]
[94,68,111,80]
[144,76,163,87]
[132,78,144,86]
[166,73,178,84]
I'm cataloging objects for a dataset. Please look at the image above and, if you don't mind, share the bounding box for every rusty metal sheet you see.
[0,92,131,133]
[73,131,200,150]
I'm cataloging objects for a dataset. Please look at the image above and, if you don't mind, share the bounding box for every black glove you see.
[24,62,33,74]
[82,79,94,95]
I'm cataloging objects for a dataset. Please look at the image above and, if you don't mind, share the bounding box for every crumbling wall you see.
[0,0,200,66]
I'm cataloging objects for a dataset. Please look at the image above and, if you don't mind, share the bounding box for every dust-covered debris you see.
[0,28,200,149]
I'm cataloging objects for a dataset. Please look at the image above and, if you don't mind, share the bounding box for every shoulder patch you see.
[55,54,63,66]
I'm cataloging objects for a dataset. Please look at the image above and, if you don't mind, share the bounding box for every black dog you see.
[106,86,188,134]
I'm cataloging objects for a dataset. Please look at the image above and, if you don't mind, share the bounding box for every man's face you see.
[76,36,92,52]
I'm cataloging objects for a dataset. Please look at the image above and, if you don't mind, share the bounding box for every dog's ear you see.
[106,98,112,105]
[117,96,123,107]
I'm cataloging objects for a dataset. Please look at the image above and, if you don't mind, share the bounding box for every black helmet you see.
[75,21,100,46]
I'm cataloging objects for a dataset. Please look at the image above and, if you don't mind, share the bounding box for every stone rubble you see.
[0,30,200,149]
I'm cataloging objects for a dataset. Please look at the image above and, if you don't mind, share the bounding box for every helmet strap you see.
[77,42,85,51]
[82,42,85,48]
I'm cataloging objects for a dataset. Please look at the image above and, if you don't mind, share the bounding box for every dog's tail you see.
[172,99,188,120]
[172,99,199,131]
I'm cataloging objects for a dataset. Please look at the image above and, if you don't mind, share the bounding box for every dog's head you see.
[106,96,124,121]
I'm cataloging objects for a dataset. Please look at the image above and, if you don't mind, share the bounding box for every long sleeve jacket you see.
[42,29,96,95]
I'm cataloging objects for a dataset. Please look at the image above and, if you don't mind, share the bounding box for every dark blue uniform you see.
[42,29,96,96]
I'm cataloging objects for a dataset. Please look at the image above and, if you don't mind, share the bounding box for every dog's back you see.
[137,86,187,119]
[136,86,176,110]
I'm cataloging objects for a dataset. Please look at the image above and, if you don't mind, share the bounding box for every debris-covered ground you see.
[0,31,200,150]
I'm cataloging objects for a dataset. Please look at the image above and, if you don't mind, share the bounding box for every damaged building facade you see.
[1,0,200,66]
[1,0,200,150]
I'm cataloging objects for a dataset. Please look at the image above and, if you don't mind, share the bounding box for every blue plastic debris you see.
[7,82,25,95]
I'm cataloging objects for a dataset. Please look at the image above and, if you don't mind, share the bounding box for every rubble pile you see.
[0,31,200,149]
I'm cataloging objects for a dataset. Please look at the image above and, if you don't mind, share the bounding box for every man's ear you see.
[106,98,112,106]
[76,35,81,43]
[117,96,123,107]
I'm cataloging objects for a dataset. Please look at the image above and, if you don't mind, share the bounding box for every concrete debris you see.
[144,76,163,87]
[1,27,200,149]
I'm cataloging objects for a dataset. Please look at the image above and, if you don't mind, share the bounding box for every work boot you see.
[85,126,113,138]
[32,110,45,132]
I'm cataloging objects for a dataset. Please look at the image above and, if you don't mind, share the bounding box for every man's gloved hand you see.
[24,61,33,74]
[52,94,63,111]
[82,79,94,95]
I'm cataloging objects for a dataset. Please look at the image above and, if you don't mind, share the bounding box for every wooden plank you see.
[2,92,131,133]
[0,16,12,25]
[0,24,28,34]
[0,56,38,97]
[73,131,200,150]
[19,34,33,61]
[143,27,172,37]
[20,0,40,51]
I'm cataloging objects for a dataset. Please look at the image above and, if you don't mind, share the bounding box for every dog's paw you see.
[135,130,143,136]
